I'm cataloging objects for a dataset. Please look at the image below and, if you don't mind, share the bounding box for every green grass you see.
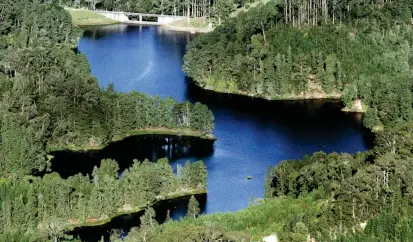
[152,195,321,240]
[230,0,273,18]
[67,9,118,26]
[169,17,210,28]
[162,17,212,33]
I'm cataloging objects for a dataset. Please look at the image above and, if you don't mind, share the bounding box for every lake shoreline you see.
[160,24,212,33]
[67,8,119,26]
[48,128,216,152]
[79,25,372,219]
[192,80,341,101]
[191,81,368,114]
[66,188,207,231]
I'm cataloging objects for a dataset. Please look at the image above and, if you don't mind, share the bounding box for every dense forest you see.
[0,0,214,177]
[184,0,413,130]
[264,124,413,241]
[3,0,413,241]
[0,0,213,241]
[0,158,207,241]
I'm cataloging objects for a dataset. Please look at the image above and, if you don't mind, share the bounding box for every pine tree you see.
[25,187,38,229]
[249,194,255,207]
[264,165,274,199]
[140,207,158,229]
[323,54,336,93]
[137,208,158,241]
[187,195,200,218]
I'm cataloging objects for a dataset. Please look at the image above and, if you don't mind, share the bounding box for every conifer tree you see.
[264,165,274,199]
[187,195,200,218]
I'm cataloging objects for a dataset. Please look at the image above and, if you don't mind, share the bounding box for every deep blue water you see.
[79,24,371,215]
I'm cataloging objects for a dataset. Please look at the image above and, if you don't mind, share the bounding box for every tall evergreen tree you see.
[187,195,200,218]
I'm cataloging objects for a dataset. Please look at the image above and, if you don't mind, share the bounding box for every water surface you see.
[79,24,371,214]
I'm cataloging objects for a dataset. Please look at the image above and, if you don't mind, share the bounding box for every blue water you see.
[79,24,371,214]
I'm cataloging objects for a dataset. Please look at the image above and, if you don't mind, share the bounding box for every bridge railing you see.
[94,9,185,18]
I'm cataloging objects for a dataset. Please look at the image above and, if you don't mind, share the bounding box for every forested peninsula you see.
[0,1,213,241]
[184,0,413,131]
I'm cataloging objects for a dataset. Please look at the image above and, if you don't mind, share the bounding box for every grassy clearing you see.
[162,17,212,33]
[230,0,272,18]
[170,17,209,28]
[67,9,118,26]
[153,195,321,241]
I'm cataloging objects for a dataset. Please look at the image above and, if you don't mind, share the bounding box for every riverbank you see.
[191,80,371,115]
[67,9,118,26]
[47,128,215,152]
[66,188,206,231]
[161,17,213,33]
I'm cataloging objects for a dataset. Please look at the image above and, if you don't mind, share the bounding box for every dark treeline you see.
[0,0,214,177]
[184,0,413,130]
[0,158,207,241]
[264,123,413,240]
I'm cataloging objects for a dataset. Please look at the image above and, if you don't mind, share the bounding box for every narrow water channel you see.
[77,24,371,215]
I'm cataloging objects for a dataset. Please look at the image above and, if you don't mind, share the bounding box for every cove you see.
[78,24,372,214]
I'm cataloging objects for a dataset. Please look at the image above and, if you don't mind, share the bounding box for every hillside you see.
[183,0,413,131]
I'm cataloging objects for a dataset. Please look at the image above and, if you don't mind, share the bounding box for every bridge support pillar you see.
[139,14,142,22]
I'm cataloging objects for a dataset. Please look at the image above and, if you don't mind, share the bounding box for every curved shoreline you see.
[48,128,216,152]
[192,81,368,113]
[192,80,342,101]
[65,188,207,231]
[160,24,212,33]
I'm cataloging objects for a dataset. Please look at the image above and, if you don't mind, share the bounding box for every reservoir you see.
[78,24,371,215]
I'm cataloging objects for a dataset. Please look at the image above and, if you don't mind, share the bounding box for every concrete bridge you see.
[95,10,186,25]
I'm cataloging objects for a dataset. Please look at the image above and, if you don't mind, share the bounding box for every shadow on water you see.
[81,24,136,40]
[186,78,375,148]
[69,194,206,242]
[50,135,214,178]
